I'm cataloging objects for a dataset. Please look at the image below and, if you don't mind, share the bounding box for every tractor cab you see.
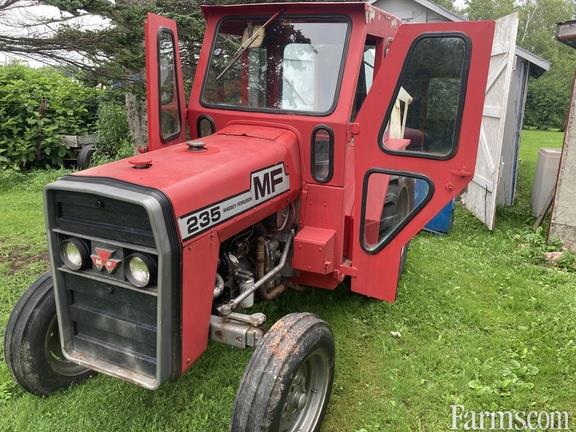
[145,2,493,301]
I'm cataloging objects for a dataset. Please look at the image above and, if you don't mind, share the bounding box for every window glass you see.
[362,172,429,250]
[312,128,332,182]
[158,29,181,141]
[351,45,375,121]
[198,117,214,137]
[382,36,468,157]
[202,17,349,114]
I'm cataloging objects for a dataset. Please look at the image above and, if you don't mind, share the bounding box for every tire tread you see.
[232,313,334,432]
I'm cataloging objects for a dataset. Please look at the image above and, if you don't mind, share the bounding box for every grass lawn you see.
[0,130,574,431]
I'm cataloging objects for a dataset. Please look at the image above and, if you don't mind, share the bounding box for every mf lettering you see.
[254,167,284,200]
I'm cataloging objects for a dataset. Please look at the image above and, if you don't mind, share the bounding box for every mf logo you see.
[253,166,284,201]
[91,248,121,273]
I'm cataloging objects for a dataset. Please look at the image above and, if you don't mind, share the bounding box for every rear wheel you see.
[231,313,335,432]
[380,179,414,273]
[4,273,94,396]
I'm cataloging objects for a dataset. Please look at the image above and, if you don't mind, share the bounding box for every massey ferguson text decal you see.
[178,163,290,241]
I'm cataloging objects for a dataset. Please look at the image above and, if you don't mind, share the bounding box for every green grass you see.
[0,130,574,431]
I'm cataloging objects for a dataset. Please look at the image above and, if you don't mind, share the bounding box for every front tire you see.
[231,313,335,432]
[4,272,94,396]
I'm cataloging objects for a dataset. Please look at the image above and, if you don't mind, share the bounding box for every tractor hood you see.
[73,124,302,242]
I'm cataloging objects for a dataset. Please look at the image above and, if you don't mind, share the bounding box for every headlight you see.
[60,238,89,270]
[125,253,157,288]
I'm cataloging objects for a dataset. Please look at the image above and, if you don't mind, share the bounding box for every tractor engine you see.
[214,205,296,310]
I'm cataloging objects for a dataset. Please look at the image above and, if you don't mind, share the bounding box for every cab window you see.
[351,44,376,121]
[202,16,349,114]
[381,35,470,157]
[158,29,181,142]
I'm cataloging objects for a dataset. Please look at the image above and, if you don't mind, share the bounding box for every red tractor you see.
[4,3,494,431]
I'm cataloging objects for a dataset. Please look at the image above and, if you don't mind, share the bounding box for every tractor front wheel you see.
[4,272,94,396]
[231,313,335,432]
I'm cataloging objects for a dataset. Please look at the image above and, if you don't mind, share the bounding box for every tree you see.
[0,0,206,148]
[432,0,459,13]
[462,0,576,130]
[518,0,576,130]
[463,0,515,20]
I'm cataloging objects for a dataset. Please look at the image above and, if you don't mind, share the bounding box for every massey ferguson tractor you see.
[4,2,494,431]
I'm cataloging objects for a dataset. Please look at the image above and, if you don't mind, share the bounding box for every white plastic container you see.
[531,148,561,217]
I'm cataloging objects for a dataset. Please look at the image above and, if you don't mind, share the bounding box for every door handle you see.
[450,168,473,178]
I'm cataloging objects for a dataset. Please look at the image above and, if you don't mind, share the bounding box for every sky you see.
[0,0,470,68]
[0,2,109,67]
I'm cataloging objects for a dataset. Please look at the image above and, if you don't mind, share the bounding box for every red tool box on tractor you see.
[4,2,494,431]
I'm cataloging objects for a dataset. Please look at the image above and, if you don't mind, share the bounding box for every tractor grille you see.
[53,190,155,247]
[63,272,158,377]
[45,180,180,389]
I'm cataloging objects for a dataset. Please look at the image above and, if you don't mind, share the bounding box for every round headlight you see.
[125,254,156,288]
[60,238,89,270]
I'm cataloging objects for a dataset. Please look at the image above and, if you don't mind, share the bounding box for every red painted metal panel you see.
[351,21,495,302]
[295,183,345,284]
[77,124,302,245]
[144,13,188,152]
[292,227,336,274]
[180,231,219,373]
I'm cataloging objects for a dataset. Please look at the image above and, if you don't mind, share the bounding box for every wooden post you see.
[550,21,576,251]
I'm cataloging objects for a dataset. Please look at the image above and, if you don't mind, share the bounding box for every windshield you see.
[202,16,349,114]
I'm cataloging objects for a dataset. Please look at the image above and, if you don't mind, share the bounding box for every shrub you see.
[524,74,569,131]
[93,101,134,164]
[0,64,99,170]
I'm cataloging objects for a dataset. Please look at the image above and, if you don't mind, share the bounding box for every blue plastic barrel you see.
[414,179,455,234]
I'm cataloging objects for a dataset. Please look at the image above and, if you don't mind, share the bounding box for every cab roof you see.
[202,2,377,18]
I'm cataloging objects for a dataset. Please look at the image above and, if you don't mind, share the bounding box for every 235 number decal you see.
[187,207,221,234]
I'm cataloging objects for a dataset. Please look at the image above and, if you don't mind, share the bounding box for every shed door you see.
[351,21,494,302]
[463,14,518,230]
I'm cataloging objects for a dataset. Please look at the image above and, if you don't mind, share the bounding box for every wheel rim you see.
[44,316,89,377]
[279,348,331,432]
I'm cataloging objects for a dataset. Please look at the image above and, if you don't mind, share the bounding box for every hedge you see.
[0,64,99,170]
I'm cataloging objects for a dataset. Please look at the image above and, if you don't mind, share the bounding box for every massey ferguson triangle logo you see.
[91,248,121,273]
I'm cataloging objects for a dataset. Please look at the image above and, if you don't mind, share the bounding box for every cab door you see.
[351,21,495,302]
[144,13,187,152]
